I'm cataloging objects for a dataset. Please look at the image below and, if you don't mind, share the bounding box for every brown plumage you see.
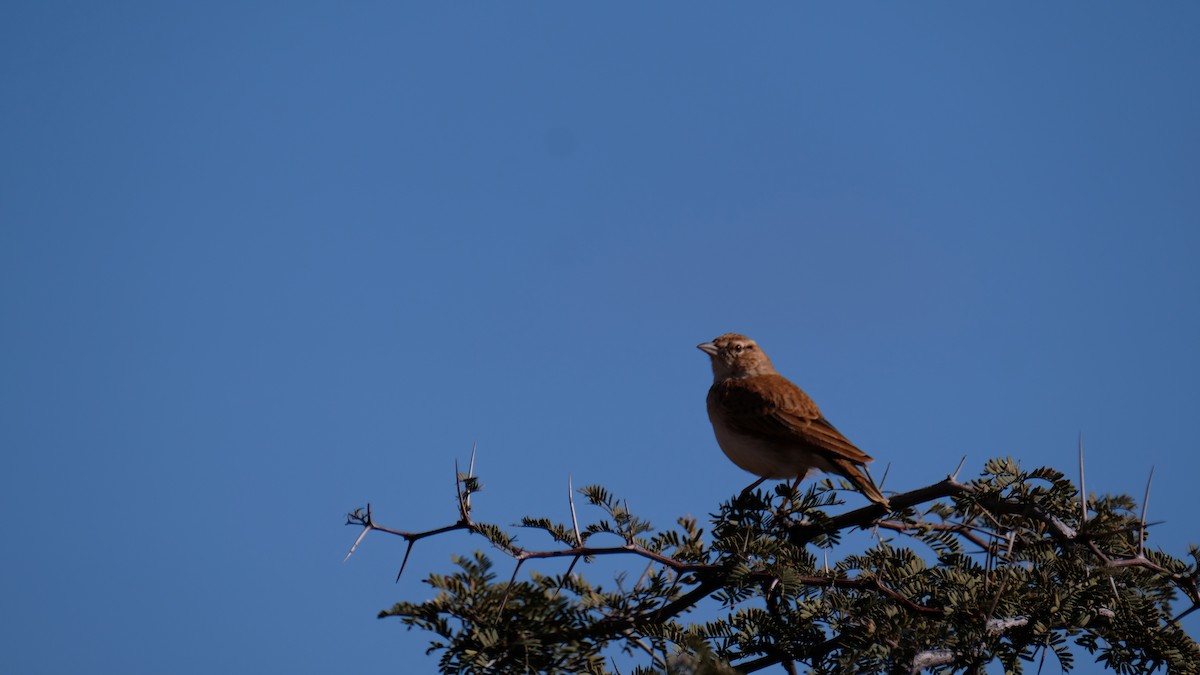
[698,333,889,508]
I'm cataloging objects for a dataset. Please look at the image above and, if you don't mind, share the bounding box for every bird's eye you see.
[734,344,744,352]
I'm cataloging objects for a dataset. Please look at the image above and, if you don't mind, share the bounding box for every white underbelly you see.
[710,417,831,479]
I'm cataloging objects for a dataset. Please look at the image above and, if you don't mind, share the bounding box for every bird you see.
[697,333,889,508]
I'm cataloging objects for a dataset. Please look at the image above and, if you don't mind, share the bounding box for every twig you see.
[911,649,956,673]
[873,519,996,553]
[790,477,968,544]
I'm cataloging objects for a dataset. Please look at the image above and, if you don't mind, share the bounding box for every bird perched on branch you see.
[698,333,889,508]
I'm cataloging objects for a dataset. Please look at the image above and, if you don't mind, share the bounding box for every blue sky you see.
[2,4,1198,673]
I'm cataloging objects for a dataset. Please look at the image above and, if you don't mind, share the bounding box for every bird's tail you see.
[831,458,890,509]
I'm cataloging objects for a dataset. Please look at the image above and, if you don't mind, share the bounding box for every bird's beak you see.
[697,341,719,357]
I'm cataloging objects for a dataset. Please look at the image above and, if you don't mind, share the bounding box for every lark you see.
[698,333,889,508]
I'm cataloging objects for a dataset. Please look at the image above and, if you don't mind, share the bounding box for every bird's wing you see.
[712,374,875,465]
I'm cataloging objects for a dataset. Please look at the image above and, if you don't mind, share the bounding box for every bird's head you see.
[697,333,777,381]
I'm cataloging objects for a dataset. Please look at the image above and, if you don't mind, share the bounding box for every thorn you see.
[466,442,478,510]
[1173,603,1200,623]
[497,559,524,618]
[766,576,781,602]
[879,462,891,490]
[951,455,967,481]
[986,577,1009,621]
[568,475,582,547]
[1036,633,1050,675]
[549,554,583,602]
[620,498,634,544]
[634,560,655,590]
[1078,433,1088,525]
[344,524,373,562]
[454,458,466,520]
[984,543,993,592]
[1139,466,1154,557]
[565,554,581,579]
[396,540,416,583]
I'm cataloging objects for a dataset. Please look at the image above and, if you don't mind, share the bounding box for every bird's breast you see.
[706,395,831,479]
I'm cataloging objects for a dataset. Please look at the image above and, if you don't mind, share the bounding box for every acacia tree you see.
[346,455,1200,674]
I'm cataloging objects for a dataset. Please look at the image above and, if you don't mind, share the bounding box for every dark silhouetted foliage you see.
[348,457,1199,673]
